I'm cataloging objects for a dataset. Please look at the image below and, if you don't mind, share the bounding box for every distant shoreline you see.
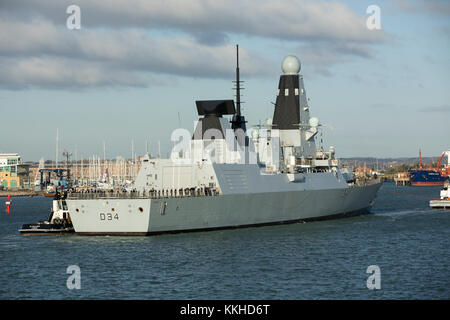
[0,190,45,197]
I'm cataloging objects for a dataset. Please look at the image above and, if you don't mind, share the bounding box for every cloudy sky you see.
[0,0,449,161]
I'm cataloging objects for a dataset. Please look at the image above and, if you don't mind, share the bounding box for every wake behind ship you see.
[65,47,381,236]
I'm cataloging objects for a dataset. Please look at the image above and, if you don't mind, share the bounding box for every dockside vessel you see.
[410,150,449,186]
[430,179,450,209]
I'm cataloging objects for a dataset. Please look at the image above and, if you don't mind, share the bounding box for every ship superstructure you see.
[65,47,381,235]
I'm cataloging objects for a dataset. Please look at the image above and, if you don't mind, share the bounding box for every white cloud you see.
[0,18,273,89]
[2,0,384,42]
[293,41,377,76]
[391,0,450,16]
[0,0,386,89]
[0,56,151,89]
[418,105,450,113]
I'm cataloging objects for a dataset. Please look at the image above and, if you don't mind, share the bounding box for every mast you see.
[56,128,59,170]
[158,140,161,158]
[419,148,422,169]
[80,153,83,184]
[131,139,134,164]
[231,44,247,145]
[235,44,241,117]
[75,147,78,183]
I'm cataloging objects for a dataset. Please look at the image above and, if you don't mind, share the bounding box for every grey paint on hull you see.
[67,181,381,236]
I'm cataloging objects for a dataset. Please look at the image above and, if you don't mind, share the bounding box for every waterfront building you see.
[0,153,31,189]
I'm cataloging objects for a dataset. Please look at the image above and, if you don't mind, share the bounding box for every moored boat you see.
[409,169,446,186]
[409,149,447,186]
[430,179,450,209]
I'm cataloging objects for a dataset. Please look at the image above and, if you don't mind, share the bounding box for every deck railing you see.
[66,188,220,200]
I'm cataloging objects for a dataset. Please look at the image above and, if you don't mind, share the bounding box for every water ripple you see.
[1,185,449,299]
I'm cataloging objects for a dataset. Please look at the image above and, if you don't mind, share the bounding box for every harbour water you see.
[0,183,448,300]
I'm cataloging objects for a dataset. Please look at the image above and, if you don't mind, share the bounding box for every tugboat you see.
[429,179,450,210]
[19,191,74,235]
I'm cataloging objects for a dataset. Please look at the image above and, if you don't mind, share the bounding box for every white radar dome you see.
[281,56,301,75]
[309,117,319,127]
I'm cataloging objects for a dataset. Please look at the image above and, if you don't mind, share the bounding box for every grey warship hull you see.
[66,166,381,236]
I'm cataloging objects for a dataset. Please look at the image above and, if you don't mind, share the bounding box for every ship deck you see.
[66,179,379,201]
[66,189,220,200]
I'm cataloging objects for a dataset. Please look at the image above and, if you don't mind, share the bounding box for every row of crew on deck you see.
[67,186,220,199]
[146,186,220,198]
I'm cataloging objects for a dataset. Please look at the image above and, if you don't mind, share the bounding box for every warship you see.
[65,46,381,235]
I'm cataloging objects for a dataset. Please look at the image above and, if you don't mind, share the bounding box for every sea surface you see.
[0,183,449,300]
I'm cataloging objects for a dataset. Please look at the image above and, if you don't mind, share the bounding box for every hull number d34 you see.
[100,213,119,221]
